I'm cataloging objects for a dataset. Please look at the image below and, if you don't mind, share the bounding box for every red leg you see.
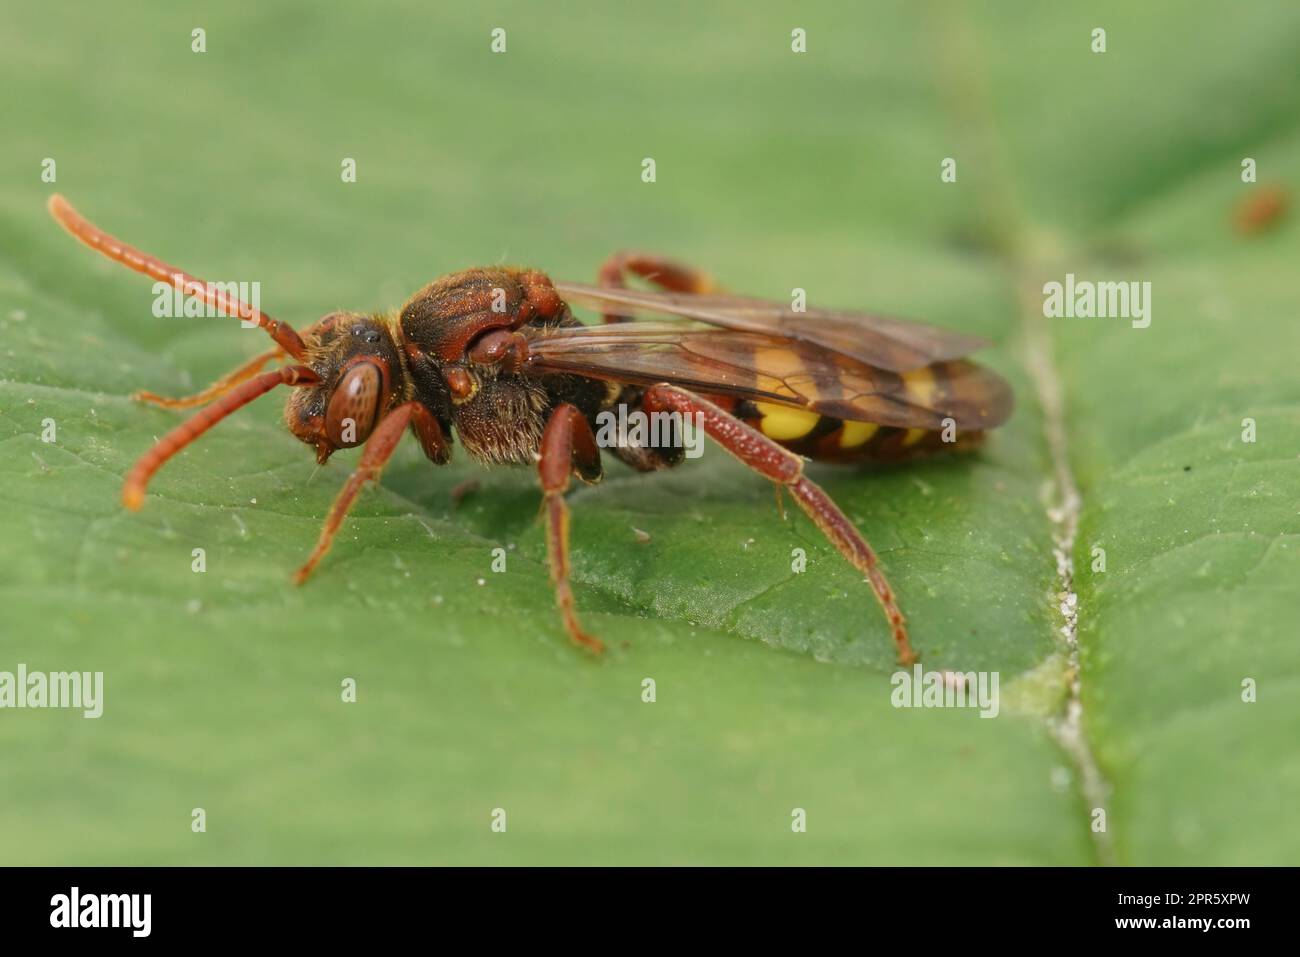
[134,347,285,409]
[122,365,319,510]
[643,385,916,666]
[294,402,442,583]
[596,251,717,323]
[48,195,307,359]
[537,403,605,653]
[409,403,452,465]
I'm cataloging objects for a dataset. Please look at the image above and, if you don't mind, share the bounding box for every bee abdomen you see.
[738,401,984,463]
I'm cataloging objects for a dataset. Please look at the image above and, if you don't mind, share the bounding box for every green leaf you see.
[0,0,1294,864]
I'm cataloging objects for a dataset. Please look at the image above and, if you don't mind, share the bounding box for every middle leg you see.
[537,403,605,653]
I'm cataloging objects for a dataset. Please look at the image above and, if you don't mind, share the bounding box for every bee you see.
[48,196,1013,665]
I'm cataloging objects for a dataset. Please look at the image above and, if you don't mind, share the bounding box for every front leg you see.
[643,384,916,666]
[294,402,448,583]
[133,347,285,410]
[537,403,605,653]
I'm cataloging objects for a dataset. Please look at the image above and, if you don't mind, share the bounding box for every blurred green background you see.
[0,1,1297,864]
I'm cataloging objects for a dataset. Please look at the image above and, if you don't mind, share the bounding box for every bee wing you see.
[553,281,990,373]
[523,323,1013,430]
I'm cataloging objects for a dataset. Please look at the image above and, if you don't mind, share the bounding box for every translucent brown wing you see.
[553,281,989,373]
[524,323,1013,430]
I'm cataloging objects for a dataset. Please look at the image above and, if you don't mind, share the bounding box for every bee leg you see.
[595,251,717,323]
[537,403,605,654]
[294,402,446,583]
[134,348,285,410]
[607,388,686,472]
[122,364,319,511]
[643,384,917,667]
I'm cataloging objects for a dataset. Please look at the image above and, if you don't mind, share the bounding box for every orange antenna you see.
[47,194,307,360]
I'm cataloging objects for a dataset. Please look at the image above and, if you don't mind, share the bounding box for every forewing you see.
[553,281,990,373]
[524,323,1013,430]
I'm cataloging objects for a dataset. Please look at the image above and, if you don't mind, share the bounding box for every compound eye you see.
[325,362,384,448]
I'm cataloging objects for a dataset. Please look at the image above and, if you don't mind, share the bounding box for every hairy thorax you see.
[395,266,604,466]
[445,367,551,465]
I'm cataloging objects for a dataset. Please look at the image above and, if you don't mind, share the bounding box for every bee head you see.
[285,312,405,463]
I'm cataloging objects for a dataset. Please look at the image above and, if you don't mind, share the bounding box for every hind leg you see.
[643,384,915,666]
[595,251,717,323]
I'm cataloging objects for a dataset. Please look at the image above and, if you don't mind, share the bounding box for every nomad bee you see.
[48,196,1012,664]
